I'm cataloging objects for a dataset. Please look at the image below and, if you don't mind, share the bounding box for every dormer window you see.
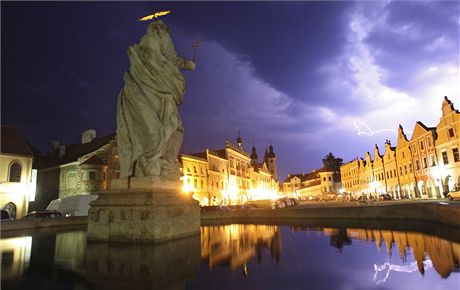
[449,128,455,138]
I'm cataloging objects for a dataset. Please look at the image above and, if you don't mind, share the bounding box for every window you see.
[89,171,96,180]
[409,164,412,172]
[423,157,427,169]
[323,177,326,181]
[416,160,420,171]
[8,162,22,182]
[393,169,396,177]
[402,152,405,159]
[430,155,436,167]
[420,141,424,150]
[442,151,449,165]
[400,167,403,176]
[449,128,455,138]
[404,165,407,175]
[193,166,197,173]
[328,177,331,181]
[453,148,460,162]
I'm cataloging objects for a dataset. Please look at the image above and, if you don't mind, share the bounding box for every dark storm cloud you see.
[2,2,458,179]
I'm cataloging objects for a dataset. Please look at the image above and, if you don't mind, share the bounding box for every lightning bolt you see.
[353,118,412,137]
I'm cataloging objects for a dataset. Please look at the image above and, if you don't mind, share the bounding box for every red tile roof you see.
[37,134,115,169]
[1,126,33,157]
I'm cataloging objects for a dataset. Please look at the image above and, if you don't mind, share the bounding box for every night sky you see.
[2,1,459,181]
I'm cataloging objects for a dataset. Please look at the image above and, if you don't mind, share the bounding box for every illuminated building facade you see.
[282,168,341,198]
[434,97,460,194]
[0,126,34,219]
[341,97,460,199]
[179,135,279,205]
[33,129,119,211]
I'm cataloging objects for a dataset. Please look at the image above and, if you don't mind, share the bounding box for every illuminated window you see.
[430,155,436,167]
[9,162,22,182]
[442,151,449,165]
[453,148,459,162]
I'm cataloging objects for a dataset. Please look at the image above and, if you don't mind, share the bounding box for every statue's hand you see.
[177,56,196,71]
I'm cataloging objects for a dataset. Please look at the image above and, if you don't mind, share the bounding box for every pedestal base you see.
[87,185,200,243]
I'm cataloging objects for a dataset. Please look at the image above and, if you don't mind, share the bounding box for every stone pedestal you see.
[87,177,200,243]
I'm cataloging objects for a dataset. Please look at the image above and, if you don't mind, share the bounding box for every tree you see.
[322,152,343,172]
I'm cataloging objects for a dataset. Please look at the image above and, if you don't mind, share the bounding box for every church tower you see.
[267,143,277,180]
[250,145,259,171]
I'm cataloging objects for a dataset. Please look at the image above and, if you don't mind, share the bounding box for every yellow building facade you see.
[434,97,460,193]
[341,97,460,199]
[0,126,34,219]
[179,136,279,206]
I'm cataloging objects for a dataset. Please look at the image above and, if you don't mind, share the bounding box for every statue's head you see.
[147,20,170,34]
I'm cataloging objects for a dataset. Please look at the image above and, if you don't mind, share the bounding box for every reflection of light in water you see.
[373,260,433,284]
[0,236,32,280]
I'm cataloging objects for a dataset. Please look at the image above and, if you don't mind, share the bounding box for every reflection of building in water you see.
[201,224,280,271]
[54,231,87,273]
[0,236,32,280]
[345,228,460,278]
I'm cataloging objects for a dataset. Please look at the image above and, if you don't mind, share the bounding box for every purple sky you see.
[2,2,459,181]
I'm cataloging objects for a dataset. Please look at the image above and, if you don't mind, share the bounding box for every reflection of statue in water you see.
[117,20,195,180]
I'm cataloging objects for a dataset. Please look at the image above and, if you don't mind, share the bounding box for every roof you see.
[81,155,107,166]
[283,171,319,183]
[1,126,33,157]
[37,134,115,169]
[188,151,207,160]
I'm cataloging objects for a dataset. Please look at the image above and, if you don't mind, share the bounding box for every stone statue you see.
[116,20,195,181]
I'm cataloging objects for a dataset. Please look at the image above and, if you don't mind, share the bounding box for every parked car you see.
[447,190,460,201]
[22,210,62,219]
[289,198,299,206]
[46,194,98,217]
[1,209,10,220]
[378,194,392,201]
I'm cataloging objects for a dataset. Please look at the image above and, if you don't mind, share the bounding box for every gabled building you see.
[382,141,400,199]
[33,129,118,211]
[340,96,459,199]
[0,126,34,218]
[395,125,416,198]
[434,97,460,194]
[409,121,439,198]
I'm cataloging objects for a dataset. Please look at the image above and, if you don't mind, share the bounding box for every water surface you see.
[1,223,459,290]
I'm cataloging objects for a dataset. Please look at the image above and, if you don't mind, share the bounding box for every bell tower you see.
[267,142,277,180]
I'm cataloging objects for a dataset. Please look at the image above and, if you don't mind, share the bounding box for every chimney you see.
[82,129,96,144]
[59,144,66,158]
[51,140,60,152]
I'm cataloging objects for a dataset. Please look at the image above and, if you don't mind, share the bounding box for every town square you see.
[1,1,459,290]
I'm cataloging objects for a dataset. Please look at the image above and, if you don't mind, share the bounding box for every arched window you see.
[3,202,16,219]
[9,162,22,182]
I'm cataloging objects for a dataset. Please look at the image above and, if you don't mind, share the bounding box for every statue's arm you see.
[176,55,196,71]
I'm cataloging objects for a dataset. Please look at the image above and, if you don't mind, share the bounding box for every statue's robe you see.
[117,21,195,179]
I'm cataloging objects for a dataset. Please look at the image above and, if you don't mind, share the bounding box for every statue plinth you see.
[87,179,200,243]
